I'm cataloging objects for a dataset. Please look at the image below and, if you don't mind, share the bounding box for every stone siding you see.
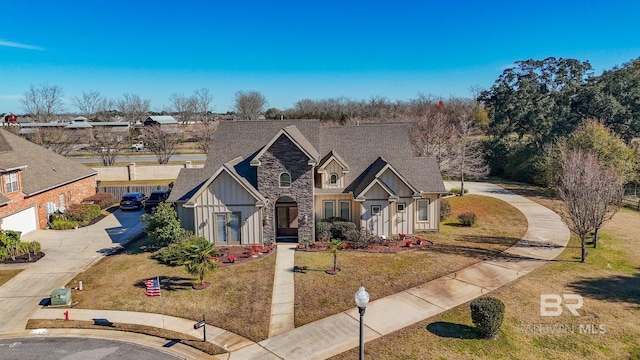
[257,135,314,241]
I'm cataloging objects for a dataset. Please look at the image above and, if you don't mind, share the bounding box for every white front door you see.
[361,202,389,237]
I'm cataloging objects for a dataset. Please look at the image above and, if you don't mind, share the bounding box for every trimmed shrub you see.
[65,204,101,223]
[458,212,477,226]
[50,219,79,230]
[323,216,349,223]
[345,228,379,249]
[83,192,116,209]
[330,221,357,239]
[440,199,451,220]
[448,187,469,196]
[470,297,505,339]
[315,221,332,242]
[142,203,186,246]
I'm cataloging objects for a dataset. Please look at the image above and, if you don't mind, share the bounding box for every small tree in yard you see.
[182,237,219,286]
[327,238,344,274]
[142,203,185,246]
[555,150,624,262]
[470,296,505,339]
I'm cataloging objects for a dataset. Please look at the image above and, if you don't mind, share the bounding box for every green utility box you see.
[50,288,71,306]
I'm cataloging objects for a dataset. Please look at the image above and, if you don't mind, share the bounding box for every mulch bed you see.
[214,244,276,267]
[296,237,433,253]
[1,251,45,264]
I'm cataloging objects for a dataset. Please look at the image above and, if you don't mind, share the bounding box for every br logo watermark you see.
[540,294,583,316]
[516,294,606,335]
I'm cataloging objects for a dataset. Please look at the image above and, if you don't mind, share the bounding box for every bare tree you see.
[193,88,214,123]
[143,126,183,164]
[170,93,197,125]
[72,91,111,120]
[410,98,455,171]
[24,127,80,155]
[87,128,123,166]
[451,114,490,195]
[555,150,624,262]
[115,94,150,124]
[233,90,266,120]
[194,120,218,154]
[20,83,65,122]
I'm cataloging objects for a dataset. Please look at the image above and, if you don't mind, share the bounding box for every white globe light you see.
[355,285,370,308]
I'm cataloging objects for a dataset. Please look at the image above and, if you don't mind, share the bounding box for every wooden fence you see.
[97,185,172,200]
[622,197,640,211]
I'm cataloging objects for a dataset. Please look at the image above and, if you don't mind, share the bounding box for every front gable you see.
[250,126,319,167]
[185,165,265,208]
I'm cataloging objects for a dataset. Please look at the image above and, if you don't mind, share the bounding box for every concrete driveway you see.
[0,209,145,332]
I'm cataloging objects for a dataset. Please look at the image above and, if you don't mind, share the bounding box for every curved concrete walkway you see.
[227,182,570,359]
[0,182,570,360]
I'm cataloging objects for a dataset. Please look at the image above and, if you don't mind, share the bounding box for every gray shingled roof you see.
[169,120,445,202]
[319,123,446,194]
[145,116,178,125]
[0,130,97,196]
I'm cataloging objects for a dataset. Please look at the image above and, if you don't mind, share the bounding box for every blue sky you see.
[2,1,639,114]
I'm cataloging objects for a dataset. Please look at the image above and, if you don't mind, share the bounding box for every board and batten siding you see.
[378,169,414,197]
[314,194,358,222]
[360,200,391,237]
[391,197,414,235]
[321,159,345,188]
[190,171,263,245]
[413,194,440,232]
[176,203,195,232]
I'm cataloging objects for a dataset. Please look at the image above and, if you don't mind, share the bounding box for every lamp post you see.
[355,285,370,360]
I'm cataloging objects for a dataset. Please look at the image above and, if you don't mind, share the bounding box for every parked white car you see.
[131,140,144,151]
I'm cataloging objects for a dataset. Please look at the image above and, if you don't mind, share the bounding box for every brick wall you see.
[0,175,96,229]
[257,136,314,241]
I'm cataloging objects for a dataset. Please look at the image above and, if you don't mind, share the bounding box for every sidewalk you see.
[268,243,297,338]
[0,210,145,333]
[227,182,570,359]
[31,308,254,354]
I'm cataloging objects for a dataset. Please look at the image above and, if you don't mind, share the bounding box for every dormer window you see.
[4,172,18,193]
[329,173,338,185]
[279,172,291,188]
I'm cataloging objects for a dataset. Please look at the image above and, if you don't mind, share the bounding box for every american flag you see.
[143,277,161,296]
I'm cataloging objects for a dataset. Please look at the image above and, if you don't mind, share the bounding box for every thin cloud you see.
[0,39,43,51]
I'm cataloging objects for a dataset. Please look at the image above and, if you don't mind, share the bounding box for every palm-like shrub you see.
[327,238,344,272]
[182,237,219,285]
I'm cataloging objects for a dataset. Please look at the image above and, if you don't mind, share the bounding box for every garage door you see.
[2,206,39,235]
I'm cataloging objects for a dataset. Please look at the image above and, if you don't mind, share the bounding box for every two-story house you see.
[168,120,446,245]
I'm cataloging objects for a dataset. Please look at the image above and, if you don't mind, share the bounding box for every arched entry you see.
[275,196,298,240]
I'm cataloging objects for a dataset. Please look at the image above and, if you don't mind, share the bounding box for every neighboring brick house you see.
[168,120,446,245]
[0,129,97,234]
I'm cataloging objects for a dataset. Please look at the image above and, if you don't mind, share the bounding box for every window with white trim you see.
[339,200,351,221]
[397,203,406,212]
[323,201,335,219]
[417,199,429,222]
[279,172,291,188]
[4,172,18,193]
[329,173,338,185]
